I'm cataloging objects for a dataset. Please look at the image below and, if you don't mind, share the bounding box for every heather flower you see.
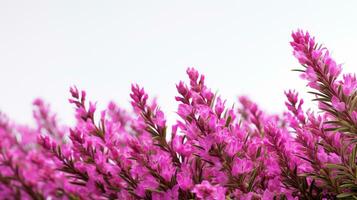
[152,185,179,200]
[232,157,254,175]
[192,181,226,200]
[331,96,346,112]
[0,30,356,199]
[341,73,357,96]
[291,29,357,135]
[172,134,193,157]
[177,164,194,190]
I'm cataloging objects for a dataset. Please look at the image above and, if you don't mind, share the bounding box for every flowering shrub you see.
[0,30,356,200]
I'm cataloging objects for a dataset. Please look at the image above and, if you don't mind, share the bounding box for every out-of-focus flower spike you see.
[70,86,79,99]
[37,134,57,151]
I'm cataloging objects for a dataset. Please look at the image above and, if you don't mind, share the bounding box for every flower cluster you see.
[0,30,356,199]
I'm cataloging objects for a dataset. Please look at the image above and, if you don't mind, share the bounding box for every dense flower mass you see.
[0,30,357,200]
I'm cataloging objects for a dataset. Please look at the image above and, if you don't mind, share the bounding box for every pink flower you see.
[173,135,193,156]
[214,97,226,117]
[232,157,254,175]
[225,137,243,157]
[37,135,57,150]
[192,181,226,200]
[262,190,275,200]
[331,96,346,112]
[130,84,148,110]
[154,110,166,128]
[177,104,192,118]
[342,73,357,96]
[152,185,179,200]
[177,165,194,190]
[0,31,355,199]
[325,56,342,77]
[135,175,159,197]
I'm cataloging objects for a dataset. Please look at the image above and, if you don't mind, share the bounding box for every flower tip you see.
[186,67,199,82]
[32,98,44,106]
[69,86,79,98]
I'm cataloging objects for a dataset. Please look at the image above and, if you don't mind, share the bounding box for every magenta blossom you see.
[0,30,356,199]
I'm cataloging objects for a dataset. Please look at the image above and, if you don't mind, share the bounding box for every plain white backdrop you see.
[0,0,356,125]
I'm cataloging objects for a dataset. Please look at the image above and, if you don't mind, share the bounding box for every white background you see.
[0,1,356,125]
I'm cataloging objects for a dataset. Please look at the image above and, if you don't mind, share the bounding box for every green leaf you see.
[326,164,347,171]
[337,192,355,198]
[350,95,357,111]
[339,183,357,188]
[312,97,330,102]
[247,168,258,191]
[225,116,232,127]
[291,69,305,72]
[308,91,329,98]
[350,144,357,168]
[324,120,341,125]
[256,146,261,158]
